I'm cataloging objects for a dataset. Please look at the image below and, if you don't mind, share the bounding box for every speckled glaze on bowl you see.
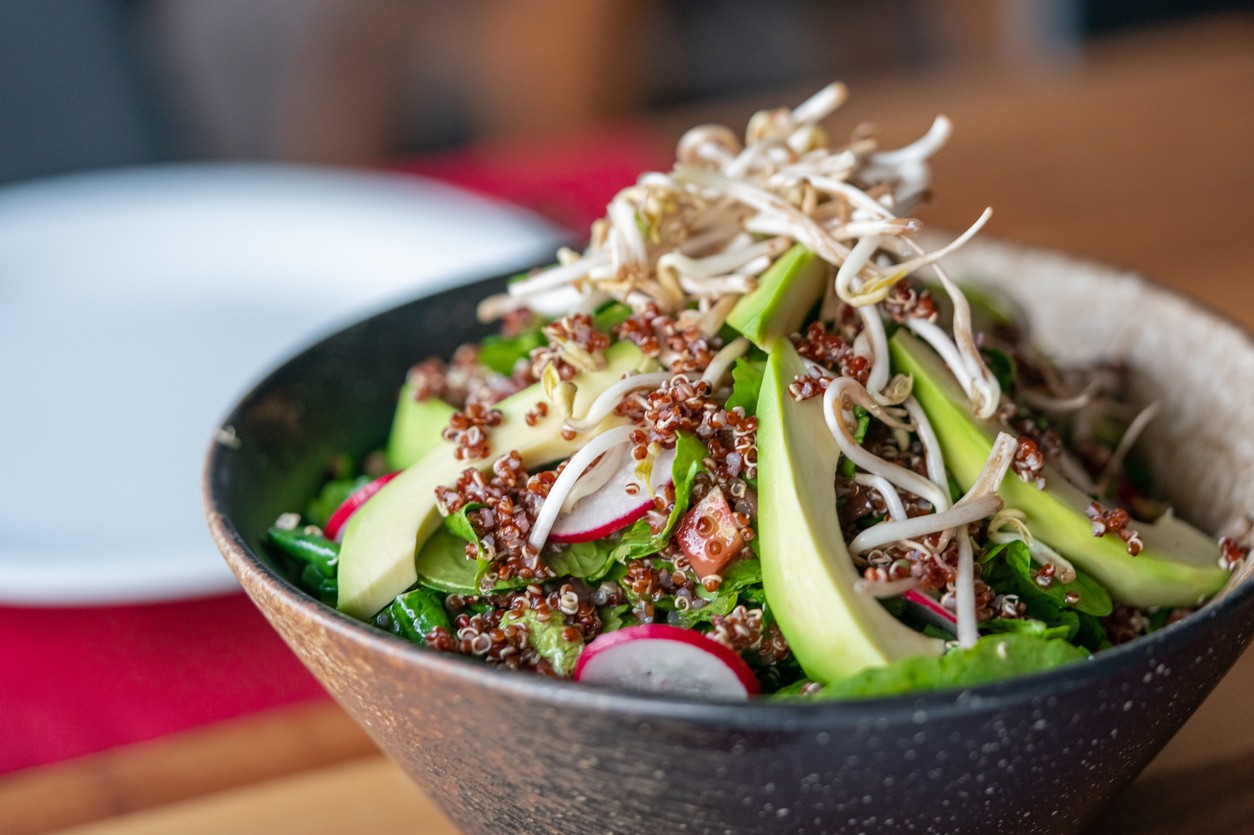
[205,239,1254,835]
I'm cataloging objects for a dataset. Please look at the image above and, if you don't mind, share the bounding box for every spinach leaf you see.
[979,541,1111,649]
[548,538,617,580]
[418,509,530,594]
[444,503,484,548]
[305,476,369,529]
[413,526,479,593]
[501,607,584,677]
[373,588,451,643]
[611,433,708,562]
[981,541,1113,617]
[478,330,547,376]
[267,526,340,605]
[725,358,766,415]
[442,503,498,591]
[819,634,1088,700]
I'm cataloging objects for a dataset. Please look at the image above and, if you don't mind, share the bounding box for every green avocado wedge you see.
[385,385,456,470]
[338,341,656,619]
[726,244,830,349]
[890,330,1226,608]
[757,340,943,683]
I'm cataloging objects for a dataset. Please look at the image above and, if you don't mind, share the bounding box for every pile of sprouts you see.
[476,83,1248,648]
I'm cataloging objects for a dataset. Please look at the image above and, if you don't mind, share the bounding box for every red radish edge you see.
[574,623,760,698]
[324,471,400,542]
[548,501,652,543]
[903,588,958,633]
[548,447,677,544]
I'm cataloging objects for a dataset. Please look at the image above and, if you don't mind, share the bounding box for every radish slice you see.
[549,447,677,543]
[903,588,958,635]
[323,471,400,542]
[574,624,759,699]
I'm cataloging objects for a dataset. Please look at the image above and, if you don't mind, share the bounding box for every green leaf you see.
[725,358,766,415]
[501,608,584,677]
[373,588,451,644]
[819,634,1088,700]
[600,603,631,633]
[592,300,633,333]
[268,526,340,605]
[414,510,530,594]
[611,433,708,562]
[980,618,1071,641]
[675,558,764,627]
[676,587,739,626]
[304,476,369,529]
[979,541,1111,649]
[548,539,617,580]
[442,502,488,588]
[444,503,483,545]
[719,557,762,590]
[413,526,480,593]
[478,330,547,376]
[981,541,1113,617]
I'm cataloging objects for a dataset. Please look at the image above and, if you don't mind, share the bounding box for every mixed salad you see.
[267,84,1251,700]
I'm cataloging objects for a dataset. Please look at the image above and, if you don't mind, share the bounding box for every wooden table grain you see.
[4,14,1251,835]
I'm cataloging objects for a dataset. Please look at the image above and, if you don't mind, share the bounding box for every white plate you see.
[0,163,563,605]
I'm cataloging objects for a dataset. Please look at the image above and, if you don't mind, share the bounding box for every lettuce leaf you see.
[818,634,1088,700]
[501,607,584,676]
[677,557,764,627]
[725,358,766,415]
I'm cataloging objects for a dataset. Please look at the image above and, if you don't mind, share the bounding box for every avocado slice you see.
[757,339,943,683]
[726,244,829,349]
[890,330,1226,608]
[338,341,655,619]
[385,384,456,470]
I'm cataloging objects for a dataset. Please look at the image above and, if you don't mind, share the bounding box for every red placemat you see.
[0,594,324,774]
[0,124,672,776]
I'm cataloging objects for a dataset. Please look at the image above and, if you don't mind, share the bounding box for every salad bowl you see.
[204,237,1254,834]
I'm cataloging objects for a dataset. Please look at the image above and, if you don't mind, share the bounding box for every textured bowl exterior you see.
[205,243,1254,834]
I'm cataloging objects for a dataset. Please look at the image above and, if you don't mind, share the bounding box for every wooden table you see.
[4,14,1251,835]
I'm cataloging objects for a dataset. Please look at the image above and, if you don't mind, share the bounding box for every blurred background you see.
[0,0,1246,185]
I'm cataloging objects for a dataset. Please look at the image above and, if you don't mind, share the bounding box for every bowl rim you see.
[203,237,1254,726]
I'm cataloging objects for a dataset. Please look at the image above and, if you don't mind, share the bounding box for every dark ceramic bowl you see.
[204,239,1254,834]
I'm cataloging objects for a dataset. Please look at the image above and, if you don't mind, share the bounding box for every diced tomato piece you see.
[675,486,744,579]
